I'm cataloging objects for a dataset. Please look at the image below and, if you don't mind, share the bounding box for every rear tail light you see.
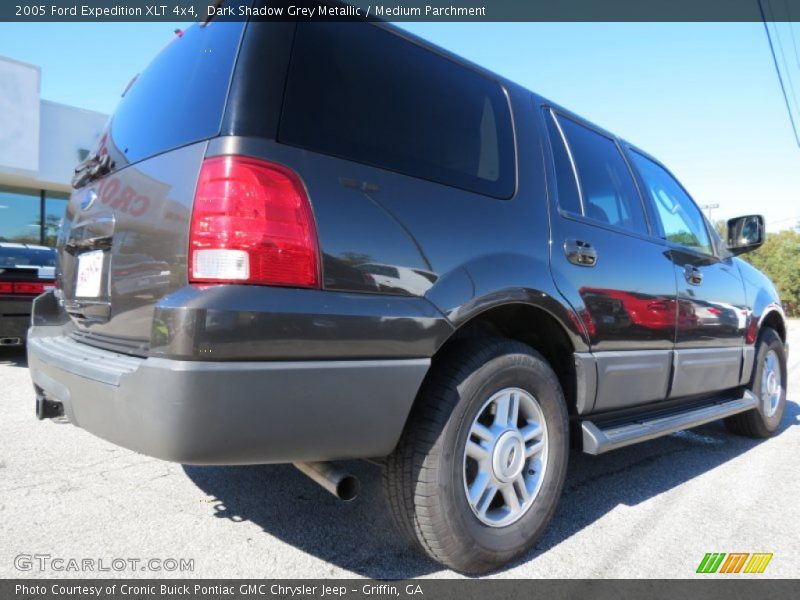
[15,282,47,294]
[189,156,320,288]
[647,300,670,312]
[0,281,51,295]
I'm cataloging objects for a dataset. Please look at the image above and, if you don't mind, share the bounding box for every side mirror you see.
[726,215,765,256]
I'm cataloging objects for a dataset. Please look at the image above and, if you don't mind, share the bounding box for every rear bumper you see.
[1,298,33,343]
[0,317,28,343]
[27,329,428,465]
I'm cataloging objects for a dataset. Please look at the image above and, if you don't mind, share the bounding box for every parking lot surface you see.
[1,323,798,579]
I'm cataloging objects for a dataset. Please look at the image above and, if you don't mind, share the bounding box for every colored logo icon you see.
[697,552,773,574]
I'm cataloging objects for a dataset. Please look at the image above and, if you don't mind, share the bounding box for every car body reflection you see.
[579,287,703,339]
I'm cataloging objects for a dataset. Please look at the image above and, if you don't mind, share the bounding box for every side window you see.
[551,114,648,236]
[544,113,582,214]
[628,151,712,255]
[279,23,515,199]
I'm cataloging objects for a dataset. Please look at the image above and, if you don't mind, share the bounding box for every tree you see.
[742,230,800,317]
[712,221,799,316]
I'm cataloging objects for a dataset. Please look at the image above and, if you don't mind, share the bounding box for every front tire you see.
[725,327,787,438]
[383,339,569,574]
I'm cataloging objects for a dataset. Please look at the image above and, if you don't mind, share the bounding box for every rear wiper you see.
[72,153,114,189]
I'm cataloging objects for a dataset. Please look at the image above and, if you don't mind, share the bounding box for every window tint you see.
[629,151,712,254]
[279,23,515,198]
[545,112,581,214]
[556,115,648,236]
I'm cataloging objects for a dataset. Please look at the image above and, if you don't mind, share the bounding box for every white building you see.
[0,55,107,246]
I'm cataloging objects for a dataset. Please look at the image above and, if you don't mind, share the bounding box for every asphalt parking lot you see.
[1,323,798,579]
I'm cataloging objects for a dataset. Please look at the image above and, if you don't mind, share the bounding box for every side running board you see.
[581,390,758,455]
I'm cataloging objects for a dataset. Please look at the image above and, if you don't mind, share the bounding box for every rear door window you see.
[279,22,515,199]
[548,112,648,237]
[544,112,582,215]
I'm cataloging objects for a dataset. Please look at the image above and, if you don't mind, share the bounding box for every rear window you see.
[279,22,515,199]
[106,20,244,165]
[0,247,56,267]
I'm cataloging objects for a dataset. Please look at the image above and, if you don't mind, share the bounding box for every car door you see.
[626,148,747,398]
[543,109,678,413]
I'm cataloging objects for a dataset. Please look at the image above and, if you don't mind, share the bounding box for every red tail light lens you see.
[0,281,51,295]
[15,282,47,294]
[647,300,670,312]
[189,156,320,288]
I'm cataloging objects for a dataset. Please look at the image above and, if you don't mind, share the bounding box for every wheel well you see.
[433,304,577,414]
[761,311,786,343]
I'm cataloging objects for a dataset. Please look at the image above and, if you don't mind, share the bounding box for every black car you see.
[28,3,788,573]
[0,244,56,346]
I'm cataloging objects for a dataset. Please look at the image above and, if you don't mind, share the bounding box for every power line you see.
[768,5,800,121]
[759,0,800,147]
[786,0,800,68]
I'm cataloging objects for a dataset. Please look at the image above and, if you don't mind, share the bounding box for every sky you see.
[0,20,798,231]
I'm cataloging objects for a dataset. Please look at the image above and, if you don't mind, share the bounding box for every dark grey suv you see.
[28,4,788,573]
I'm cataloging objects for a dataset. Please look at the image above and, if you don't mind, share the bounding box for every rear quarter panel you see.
[208,80,587,353]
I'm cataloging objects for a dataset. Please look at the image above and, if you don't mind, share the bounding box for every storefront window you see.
[44,191,69,247]
[0,185,41,245]
[0,185,71,248]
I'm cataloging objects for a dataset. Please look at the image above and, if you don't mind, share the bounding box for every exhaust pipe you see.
[293,461,360,501]
[0,337,22,346]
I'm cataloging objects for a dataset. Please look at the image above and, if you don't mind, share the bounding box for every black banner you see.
[2,0,800,22]
[5,580,800,600]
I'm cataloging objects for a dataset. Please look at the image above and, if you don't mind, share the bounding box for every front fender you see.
[736,258,786,344]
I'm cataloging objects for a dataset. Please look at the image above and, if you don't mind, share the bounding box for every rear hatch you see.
[59,19,246,355]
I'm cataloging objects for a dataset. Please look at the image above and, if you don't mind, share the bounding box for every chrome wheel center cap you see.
[464,387,549,527]
[766,371,778,396]
[492,430,525,483]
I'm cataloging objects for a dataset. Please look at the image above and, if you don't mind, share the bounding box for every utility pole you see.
[700,203,720,222]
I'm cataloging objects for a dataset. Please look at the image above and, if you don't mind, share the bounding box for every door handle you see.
[684,265,703,285]
[564,239,598,267]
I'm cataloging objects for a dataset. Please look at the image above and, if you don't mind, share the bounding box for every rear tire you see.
[725,328,787,438]
[383,338,569,574]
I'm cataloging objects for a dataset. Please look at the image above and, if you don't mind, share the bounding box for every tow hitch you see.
[36,394,64,420]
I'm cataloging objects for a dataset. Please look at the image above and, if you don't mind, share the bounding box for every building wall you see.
[0,55,107,247]
[38,100,108,192]
[0,56,39,174]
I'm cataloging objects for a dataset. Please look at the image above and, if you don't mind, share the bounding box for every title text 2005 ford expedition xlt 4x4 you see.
[28,3,788,573]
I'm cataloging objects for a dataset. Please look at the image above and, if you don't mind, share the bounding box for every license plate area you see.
[75,250,106,298]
